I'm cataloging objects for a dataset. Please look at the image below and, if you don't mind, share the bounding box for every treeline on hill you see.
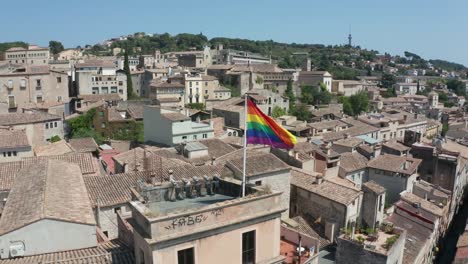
[105,33,377,80]
[0,42,28,53]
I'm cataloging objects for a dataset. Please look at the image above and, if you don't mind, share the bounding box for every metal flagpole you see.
[242,94,248,197]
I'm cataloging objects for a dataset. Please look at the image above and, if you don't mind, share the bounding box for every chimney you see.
[315,175,323,185]
[211,156,216,165]
[168,169,174,182]
[344,133,350,139]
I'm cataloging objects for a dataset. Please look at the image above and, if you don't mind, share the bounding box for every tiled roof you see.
[362,181,386,194]
[78,94,121,102]
[400,192,444,217]
[76,59,116,68]
[201,75,218,81]
[0,112,60,126]
[386,212,432,264]
[127,104,144,120]
[0,130,30,150]
[290,168,361,205]
[110,140,131,152]
[23,153,100,176]
[0,160,95,235]
[163,112,190,121]
[0,161,22,191]
[69,137,99,153]
[308,120,348,130]
[339,152,368,173]
[367,154,421,175]
[34,140,74,156]
[0,240,134,264]
[382,141,410,152]
[323,119,379,142]
[223,150,290,177]
[333,137,363,148]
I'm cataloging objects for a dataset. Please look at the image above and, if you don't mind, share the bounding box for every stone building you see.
[75,60,127,101]
[0,129,33,162]
[0,160,96,258]
[0,65,69,113]
[0,111,64,147]
[149,80,186,107]
[298,71,333,92]
[3,45,50,65]
[361,181,386,229]
[290,168,362,241]
[129,177,286,264]
[338,152,368,187]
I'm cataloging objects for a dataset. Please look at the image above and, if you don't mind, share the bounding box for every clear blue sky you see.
[2,0,467,66]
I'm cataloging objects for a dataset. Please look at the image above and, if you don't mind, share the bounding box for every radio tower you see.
[348,25,352,47]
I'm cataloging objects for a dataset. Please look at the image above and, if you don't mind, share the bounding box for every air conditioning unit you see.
[9,243,25,258]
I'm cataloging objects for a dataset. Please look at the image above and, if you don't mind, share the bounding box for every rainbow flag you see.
[246,98,297,149]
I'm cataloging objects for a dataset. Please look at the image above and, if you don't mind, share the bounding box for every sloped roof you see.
[0,240,134,264]
[0,130,30,150]
[69,137,99,153]
[34,140,74,156]
[339,152,368,173]
[0,160,95,235]
[290,168,361,205]
[367,154,421,175]
[0,112,60,126]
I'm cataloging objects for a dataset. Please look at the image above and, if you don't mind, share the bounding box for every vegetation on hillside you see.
[0,42,28,53]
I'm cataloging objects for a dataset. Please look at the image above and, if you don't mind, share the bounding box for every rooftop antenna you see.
[348,25,352,47]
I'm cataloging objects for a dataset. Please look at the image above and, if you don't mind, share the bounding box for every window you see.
[118,81,123,86]
[177,247,194,264]
[36,95,43,103]
[193,135,197,140]
[20,79,26,88]
[101,87,109,94]
[7,80,13,88]
[114,207,121,213]
[205,89,208,94]
[36,79,41,87]
[242,230,256,264]
[111,86,117,93]
[13,151,17,156]
[54,122,57,128]
[99,111,104,117]
[56,77,62,83]
[202,134,207,139]
[182,136,187,140]
[101,123,106,128]
[255,181,262,186]
[45,123,49,129]
[92,87,99,94]
[190,81,192,87]
[378,195,383,211]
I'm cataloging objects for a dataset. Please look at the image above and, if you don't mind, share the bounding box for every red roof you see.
[100,149,120,174]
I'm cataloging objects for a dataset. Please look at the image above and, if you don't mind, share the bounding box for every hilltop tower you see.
[348,25,352,47]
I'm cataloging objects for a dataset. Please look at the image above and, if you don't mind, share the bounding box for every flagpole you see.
[242,93,248,197]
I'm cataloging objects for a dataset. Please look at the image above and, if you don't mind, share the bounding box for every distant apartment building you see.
[0,65,69,113]
[298,71,333,92]
[139,54,155,69]
[394,82,426,95]
[149,80,186,108]
[75,60,127,100]
[116,56,139,71]
[144,106,214,146]
[3,45,50,65]
[211,45,270,65]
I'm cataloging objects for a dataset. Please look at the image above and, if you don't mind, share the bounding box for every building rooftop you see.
[0,160,95,235]
[148,193,235,216]
[400,191,445,217]
[0,161,22,191]
[339,152,368,173]
[0,129,30,150]
[290,168,361,206]
[0,111,60,126]
[383,141,411,152]
[367,154,421,175]
[0,240,134,264]
[34,140,74,156]
[362,180,386,194]
[162,112,190,122]
[308,120,348,130]
[69,137,99,153]
[223,150,290,177]
[23,153,100,176]
[333,137,363,148]
[76,59,116,68]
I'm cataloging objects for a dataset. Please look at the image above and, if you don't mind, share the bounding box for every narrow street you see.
[436,194,468,263]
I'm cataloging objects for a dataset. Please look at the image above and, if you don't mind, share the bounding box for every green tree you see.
[290,104,311,121]
[340,97,354,116]
[446,79,466,97]
[285,78,296,109]
[49,40,64,55]
[349,91,369,115]
[380,73,396,88]
[271,106,287,118]
[50,135,61,143]
[124,49,134,98]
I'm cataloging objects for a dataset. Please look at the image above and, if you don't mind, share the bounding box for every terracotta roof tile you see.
[69,137,99,153]
[0,130,30,150]
[339,152,368,173]
[0,160,95,235]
